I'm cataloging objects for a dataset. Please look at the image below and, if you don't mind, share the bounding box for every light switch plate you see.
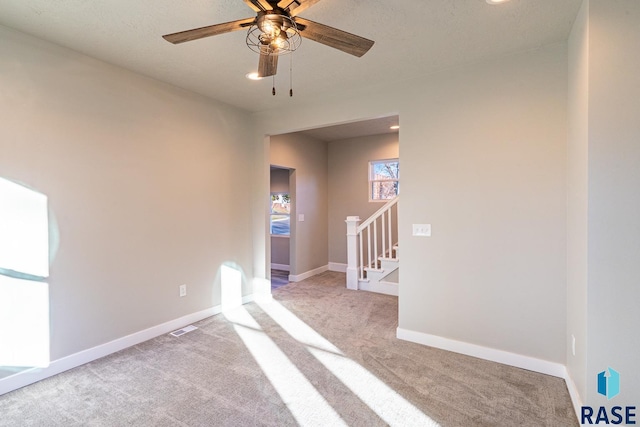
[412,224,431,237]
[298,214,305,222]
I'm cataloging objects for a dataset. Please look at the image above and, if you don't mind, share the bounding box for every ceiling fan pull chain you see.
[290,53,293,97]
[272,75,276,96]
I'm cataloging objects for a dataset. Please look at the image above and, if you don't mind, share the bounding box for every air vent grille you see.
[169,325,198,337]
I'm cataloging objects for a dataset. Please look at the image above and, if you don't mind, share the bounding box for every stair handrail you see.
[357,195,399,233]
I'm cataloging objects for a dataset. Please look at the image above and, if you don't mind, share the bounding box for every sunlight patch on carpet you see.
[256,299,441,427]
[224,306,347,426]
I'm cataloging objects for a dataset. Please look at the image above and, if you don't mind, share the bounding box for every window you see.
[0,176,50,368]
[0,177,49,279]
[369,159,399,201]
[270,193,290,235]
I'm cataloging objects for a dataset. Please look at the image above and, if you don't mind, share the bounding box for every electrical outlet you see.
[412,224,432,237]
[179,284,187,297]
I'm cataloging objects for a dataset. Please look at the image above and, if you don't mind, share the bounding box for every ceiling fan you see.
[162,0,375,79]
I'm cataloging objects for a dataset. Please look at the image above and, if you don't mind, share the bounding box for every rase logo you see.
[581,367,636,425]
[599,367,621,400]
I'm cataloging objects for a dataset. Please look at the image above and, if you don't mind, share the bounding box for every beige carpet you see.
[0,271,577,426]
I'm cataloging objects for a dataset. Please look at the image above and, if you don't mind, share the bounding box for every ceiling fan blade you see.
[277,0,322,16]
[293,17,374,57]
[258,52,279,77]
[163,17,255,44]
[243,0,273,12]
[256,0,274,10]
[243,0,261,12]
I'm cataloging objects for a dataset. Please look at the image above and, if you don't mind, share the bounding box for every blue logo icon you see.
[598,367,620,400]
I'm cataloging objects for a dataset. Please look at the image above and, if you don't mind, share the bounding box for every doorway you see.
[270,166,292,289]
[266,115,400,291]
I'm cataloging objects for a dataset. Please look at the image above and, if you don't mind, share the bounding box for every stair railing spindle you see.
[359,231,364,280]
[367,224,372,268]
[381,210,386,258]
[373,220,378,267]
[389,205,397,258]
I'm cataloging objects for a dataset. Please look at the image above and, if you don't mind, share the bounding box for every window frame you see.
[368,158,400,202]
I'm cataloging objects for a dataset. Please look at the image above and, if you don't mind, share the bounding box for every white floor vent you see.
[169,325,198,337]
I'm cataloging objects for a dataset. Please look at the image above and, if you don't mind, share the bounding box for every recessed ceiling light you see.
[245,72,263,80]
[390,125,400,130]
[486,0,510,4]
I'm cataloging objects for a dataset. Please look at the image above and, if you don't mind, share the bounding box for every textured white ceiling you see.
[0,0,582,114]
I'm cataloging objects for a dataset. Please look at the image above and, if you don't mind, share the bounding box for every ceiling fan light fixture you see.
[247,13,301,56]
[245,72,263,80]
[257,14,282,38]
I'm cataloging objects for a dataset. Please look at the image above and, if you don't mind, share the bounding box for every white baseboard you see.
[328,262,347,273]
[396,327,566,378]
[270,263,290,272]
[397,328,582,424]
[0,294,255,396]
[289,265,329,282]
[562,369,583,423]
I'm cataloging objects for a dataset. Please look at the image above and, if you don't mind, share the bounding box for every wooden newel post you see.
[345,216,361,290]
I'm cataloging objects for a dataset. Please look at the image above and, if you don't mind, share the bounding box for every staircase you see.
[345,196,399,296]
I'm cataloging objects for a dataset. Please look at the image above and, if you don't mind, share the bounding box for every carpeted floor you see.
[0,271,578,426]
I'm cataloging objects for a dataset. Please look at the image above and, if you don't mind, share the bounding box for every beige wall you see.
[398,44,567,364]
[566,0,589,403]
[270,168,290,193]
[566,0,640,406]
[270,237,290,267]
[585,0,640,406]
[255,43,568,364]
[328,134,399,265]
[270,168,290,267]
[0,26,254,362]
[270,134,328,276]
